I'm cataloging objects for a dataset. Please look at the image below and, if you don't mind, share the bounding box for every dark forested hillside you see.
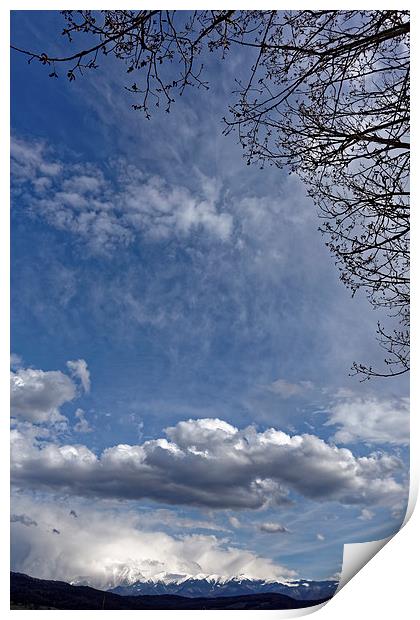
[11,572,330,610]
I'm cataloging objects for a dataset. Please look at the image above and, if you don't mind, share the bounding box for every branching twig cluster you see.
[11,10,410,378]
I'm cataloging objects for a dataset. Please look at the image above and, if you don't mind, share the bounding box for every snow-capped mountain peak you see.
[105,572,339,601]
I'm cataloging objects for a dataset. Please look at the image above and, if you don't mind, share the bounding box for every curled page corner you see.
[336,478,418,596]
[336,535,392,593]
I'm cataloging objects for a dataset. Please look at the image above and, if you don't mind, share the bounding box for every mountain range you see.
[106,573,338,600]
[11,572,333,610]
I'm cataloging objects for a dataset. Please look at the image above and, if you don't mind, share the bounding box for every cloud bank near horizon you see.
[10,495,296,588]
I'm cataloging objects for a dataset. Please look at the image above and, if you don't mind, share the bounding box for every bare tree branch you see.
[11,9,410,378]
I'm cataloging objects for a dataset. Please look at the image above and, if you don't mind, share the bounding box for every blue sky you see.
[10,11,409,588]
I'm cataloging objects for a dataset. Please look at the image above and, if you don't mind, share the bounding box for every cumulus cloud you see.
[259,522,290,534]
[11,496,295,588]
[11,136,233,251]
[67,359,91,393]
[10,367,76,424]
[11,417,405,511]
[325,396,409,446]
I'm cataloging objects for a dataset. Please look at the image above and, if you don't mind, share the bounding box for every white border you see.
[2,2,418,619]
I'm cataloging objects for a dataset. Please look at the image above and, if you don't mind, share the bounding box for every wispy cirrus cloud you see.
[11,136,233,253]
[267,378,314,399]
[73,408,93,434]
[67,359,91,393]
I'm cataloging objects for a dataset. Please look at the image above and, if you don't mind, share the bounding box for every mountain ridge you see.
[104,573,338,600]
[10,572,332,610]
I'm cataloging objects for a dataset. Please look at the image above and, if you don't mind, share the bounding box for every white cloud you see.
[390,499,407,520]
[10,353,23,369]
[11,137,62,184]
[67,359,91,393]
[11,417,406,511]
[358,508,375,521]
[229,516,241,529]
[11,495,295,588]
[11,136,233,251]
[325,396,409,446]
[121,167,233,241]
[259,522,290,534]
[267,378,314,399]
[73,409,92,433]
[10,367,76,424]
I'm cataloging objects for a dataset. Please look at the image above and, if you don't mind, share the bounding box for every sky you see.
[10,10,410,589]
